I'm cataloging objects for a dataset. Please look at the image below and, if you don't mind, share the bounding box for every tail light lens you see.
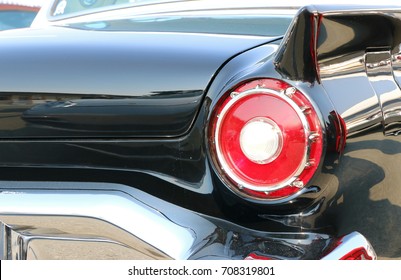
[339,248,374,260]
[209,78,323,201]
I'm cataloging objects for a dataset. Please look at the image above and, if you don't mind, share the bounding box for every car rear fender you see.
[275,5,401,136]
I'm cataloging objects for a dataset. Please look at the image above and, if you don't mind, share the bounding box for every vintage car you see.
[0,0,400,260]
[0,0,42,30]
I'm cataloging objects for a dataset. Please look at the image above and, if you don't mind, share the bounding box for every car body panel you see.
[0,25,279,138]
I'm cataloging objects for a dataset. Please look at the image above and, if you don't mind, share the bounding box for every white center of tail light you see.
[209,79,323,201]
[240,117,282,164]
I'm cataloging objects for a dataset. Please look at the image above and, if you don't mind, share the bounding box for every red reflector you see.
[244,253,274,260]
[340,248,373,260]
[209,79,323,201]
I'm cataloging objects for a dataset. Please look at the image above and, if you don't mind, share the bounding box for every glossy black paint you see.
[0,43,340,238]
[0,25,275,138]
[0,30,335,233]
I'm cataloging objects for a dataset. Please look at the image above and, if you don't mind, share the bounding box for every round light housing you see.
[209,79,323,201]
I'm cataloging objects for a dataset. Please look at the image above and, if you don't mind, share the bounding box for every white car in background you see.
[31,0,401,28]
[0,0,43,30]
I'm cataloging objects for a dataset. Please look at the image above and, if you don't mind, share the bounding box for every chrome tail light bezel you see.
[208,78,324,202]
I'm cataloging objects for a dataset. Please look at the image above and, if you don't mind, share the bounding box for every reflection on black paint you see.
[0,90,203,138]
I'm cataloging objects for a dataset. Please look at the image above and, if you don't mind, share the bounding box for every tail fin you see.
[274,5,401,83]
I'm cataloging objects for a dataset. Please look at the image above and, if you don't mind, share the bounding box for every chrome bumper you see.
[322,232,376,260]
[0,181,376,260]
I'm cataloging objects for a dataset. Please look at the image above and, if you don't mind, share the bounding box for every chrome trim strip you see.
[0,222,6,259]
[320,53,383,136]
[0,181,339,260]
[0,186,180,259]
[365,50,401,136]
[0,182,214,259]
[392,49,401,90]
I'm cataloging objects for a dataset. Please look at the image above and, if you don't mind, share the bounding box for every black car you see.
[1,0,400,260]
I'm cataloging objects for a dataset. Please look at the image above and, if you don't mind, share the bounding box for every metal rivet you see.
[300,106,311,115]
[230,91,240,98]
[309,132,319,142]
[283,87,296,98]
[305,160,315,168]
[291,181,304,188]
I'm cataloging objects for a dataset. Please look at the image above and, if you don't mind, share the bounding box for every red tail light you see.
[209,79,323,201]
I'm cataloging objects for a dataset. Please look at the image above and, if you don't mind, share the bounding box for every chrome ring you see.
[214,87,310,193]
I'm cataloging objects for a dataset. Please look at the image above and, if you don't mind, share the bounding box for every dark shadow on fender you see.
[326,137,401,259]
